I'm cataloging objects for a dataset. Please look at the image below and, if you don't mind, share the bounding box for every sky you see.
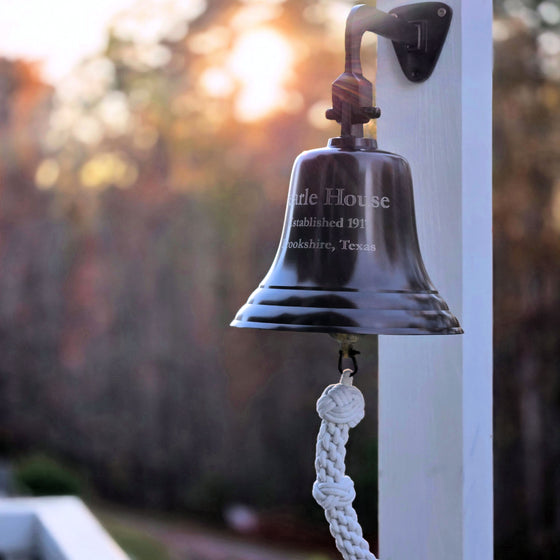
[0,0,206,84]
[0,0,140,83]
[0,0,329,122]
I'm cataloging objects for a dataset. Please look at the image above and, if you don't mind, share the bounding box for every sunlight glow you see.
[97,91,132,135]
[231,3,284,30]
[308,100,334,130]
[227,28,294,122]
[201,67,235,98]
[188,27,231,55]
[112,0,205,44]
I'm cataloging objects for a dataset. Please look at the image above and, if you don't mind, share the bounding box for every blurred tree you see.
[0,0,379,536]
[493,1,560,558]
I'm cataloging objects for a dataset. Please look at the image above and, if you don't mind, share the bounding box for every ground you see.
[97,506,337,560]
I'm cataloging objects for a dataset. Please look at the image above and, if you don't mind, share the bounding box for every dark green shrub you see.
[15,454,83,496]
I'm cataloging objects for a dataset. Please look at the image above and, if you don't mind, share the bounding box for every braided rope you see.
[313,371,377,560]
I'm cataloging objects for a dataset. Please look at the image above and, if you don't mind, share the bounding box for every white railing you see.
[0,497,128,560]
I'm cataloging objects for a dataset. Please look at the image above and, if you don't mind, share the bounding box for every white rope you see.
[313,370,377,560]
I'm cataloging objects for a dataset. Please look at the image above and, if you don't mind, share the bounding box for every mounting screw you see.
[437,7,447,17]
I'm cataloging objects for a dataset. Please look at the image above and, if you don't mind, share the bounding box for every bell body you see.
[231,138,462,335]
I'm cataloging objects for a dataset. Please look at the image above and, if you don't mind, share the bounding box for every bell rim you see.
[231,296,463,335]
[230,319,463,335]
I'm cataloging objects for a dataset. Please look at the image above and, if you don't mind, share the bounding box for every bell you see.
[231,135,461,335]
[231,3,461,336]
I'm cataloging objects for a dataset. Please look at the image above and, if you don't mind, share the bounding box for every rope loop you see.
[313,375,377,560]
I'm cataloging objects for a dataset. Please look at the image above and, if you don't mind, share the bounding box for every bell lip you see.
[230,319,463,335]
[231,286,463,335]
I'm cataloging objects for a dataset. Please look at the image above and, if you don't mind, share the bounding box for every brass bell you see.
[231,3,461,336]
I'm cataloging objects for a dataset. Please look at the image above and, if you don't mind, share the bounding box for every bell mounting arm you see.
[326,2,453,138]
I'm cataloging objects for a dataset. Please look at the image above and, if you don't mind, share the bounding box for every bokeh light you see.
[228,28,295,122]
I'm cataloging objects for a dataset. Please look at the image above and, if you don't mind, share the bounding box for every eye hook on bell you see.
[331,333,361,376]
[338,348,360,377]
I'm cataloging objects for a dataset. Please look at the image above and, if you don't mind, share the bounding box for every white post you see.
[376,1,493,559]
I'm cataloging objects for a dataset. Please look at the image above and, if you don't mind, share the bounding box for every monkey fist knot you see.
[316,383,365,427]
[313,476,356,510]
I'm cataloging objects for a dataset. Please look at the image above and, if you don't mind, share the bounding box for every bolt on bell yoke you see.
[231,2,461,337]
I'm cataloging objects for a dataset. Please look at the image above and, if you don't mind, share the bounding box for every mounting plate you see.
[390,2,452,83]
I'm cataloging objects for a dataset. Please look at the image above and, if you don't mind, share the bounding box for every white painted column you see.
[376,1,493,559]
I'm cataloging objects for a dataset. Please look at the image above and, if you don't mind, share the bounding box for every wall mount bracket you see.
[326,2,453,136]
[389,2,453,83]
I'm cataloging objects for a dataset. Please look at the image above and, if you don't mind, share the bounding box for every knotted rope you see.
[313,370,376,560]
